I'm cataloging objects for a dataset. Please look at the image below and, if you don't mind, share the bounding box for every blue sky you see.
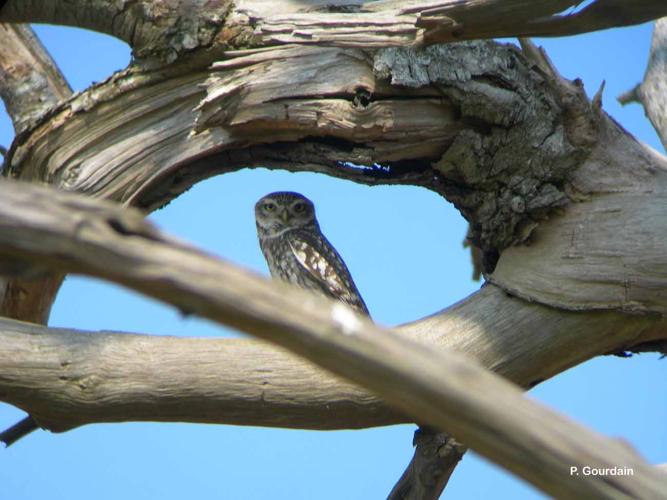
[1,21,665,500]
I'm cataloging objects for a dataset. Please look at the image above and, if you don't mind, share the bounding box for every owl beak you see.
[280,210,290,223]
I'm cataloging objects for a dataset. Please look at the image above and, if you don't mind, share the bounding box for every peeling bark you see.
[3,40,599,272]
[3,1,666,66]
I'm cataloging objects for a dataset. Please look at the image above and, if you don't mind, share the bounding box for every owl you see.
[255,192,369,317]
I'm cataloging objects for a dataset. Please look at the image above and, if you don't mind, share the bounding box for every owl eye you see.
[293,202,307,213]
[263,202,276,212]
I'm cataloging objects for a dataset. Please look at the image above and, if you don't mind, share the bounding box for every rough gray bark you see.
[2,39,598,272]
[0,179,666,499]
[618,17,667,150]
[490,112,667,314]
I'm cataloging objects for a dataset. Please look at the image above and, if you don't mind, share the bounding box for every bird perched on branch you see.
[255,191,369,317]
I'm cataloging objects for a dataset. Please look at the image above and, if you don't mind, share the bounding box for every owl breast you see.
[258,228,369,316]
[260,233,319,291]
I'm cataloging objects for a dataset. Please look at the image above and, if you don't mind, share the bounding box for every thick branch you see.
[0,23,71,133]
[0,1,234,64]
[0,180,666,498]
[253,0,667,48]
[3,284,663,431]
[2,1,667,65]
[3,40,595,261]
[618,18,667,150]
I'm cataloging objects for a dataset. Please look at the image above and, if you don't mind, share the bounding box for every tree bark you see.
[0,23,70,132]
[0,179,666,499]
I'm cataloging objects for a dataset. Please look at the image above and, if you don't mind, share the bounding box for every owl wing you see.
[288,236,369,316]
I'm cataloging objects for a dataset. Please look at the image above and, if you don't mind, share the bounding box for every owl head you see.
[255,192,318,237]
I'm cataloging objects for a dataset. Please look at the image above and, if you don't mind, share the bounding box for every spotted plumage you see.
[255,191,369,316]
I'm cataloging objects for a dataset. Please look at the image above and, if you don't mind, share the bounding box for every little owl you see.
[255,191,369,316]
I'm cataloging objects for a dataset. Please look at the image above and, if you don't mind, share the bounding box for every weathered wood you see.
[388,429,466,500]
[0,317,399,430]
[618,17,667,150]
[2,40,594,264]
[0,23,71,132]
[249,0,667,48]
[490,115,667,314]
[0,23,70,324]
[0,180,666,498]
[3,1,666,64]
[0,1,235,64]
[2,283,663,432]
[197,45,460,161]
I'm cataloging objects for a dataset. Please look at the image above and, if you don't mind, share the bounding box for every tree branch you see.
[3,283,664,432]
[0,23,71,133]
[2,1,667,65]
[617,18,667,150]
[0,179,666,498]
[0,1,235,64]
[254,0,667,48]
[3,40,597,262]
[388,428,466,500]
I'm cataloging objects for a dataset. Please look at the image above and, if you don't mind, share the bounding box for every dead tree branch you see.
[0,179,666,498]
[388,428,466,500]
[2,1,666,66]
[618,18,667,150]
[2,284,664,432]
[0,23,71,133]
